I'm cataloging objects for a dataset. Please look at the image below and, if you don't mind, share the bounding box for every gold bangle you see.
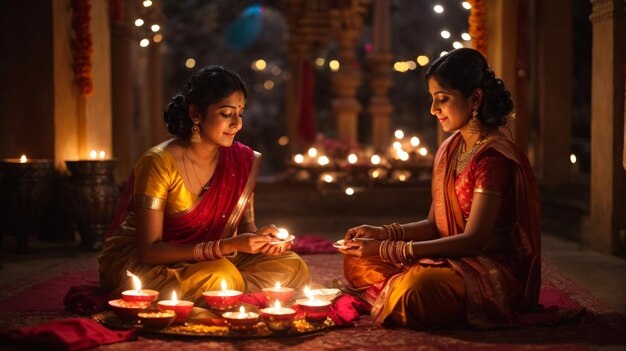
[382,225,392,240]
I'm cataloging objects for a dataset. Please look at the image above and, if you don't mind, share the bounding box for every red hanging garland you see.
[468,0,487,57]
[72,0,94,97]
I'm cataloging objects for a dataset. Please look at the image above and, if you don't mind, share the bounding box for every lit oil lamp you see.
[269,228,295,251]
[222,305,260,331]
[121,271,159,303]
[296,286,331,324]
[262,281,294,303]
[157,291,194,324]
[108,299,150,320]
[202,279,242,310]
[260,300,296,332]
[137,310,176,329]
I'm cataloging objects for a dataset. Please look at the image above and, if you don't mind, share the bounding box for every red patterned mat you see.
[1,253,625,350]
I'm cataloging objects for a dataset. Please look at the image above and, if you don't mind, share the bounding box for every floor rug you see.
[1,253,625,350]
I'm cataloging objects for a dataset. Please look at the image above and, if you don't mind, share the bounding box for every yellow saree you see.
[99,141,311,304]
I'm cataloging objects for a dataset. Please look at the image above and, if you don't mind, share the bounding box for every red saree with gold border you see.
[370,132,541,329]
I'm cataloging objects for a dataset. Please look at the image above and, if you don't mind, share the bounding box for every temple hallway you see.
[0,231,624,316]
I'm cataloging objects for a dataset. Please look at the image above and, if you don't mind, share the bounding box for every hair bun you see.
[481,76,513,126]
[163,94,189,136]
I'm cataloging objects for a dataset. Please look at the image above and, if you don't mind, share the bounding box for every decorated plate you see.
[91,305,335,339]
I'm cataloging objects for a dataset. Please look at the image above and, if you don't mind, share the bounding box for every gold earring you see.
[469,109,481,133]
[190,119,201,143]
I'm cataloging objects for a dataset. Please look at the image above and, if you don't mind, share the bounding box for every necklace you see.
[455,135,489,175]
[182,148,212,194]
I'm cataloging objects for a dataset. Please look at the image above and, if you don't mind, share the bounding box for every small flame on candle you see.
[90,150,97,159]
[171,291,178,303]
[126,271,142,292]
[238,305,247,318]
[99,150,106,159]
[221,279,227,291]
[304,285,315,303]
[275,281,281,289]
[276,228,289,240]
[274,300,281,309]
[19,155,27,163]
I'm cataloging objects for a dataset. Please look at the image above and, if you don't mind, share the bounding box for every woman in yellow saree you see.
[341,48,540,329]
[99,66,310,304]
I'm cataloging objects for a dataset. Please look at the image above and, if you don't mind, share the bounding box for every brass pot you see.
[0,159,53,253]
[65,160,119,250]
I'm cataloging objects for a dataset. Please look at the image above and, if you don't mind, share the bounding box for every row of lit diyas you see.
[289,131,433,186]
[108,230,331,332]
[4,149,110,164]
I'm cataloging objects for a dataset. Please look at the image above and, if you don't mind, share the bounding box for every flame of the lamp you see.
[171,291,178,303]
[238,305,247,318]
[274,300,281,309]
[276,228,288,240]
[126,271,142,291]
[221,279,227,291]
[19,155,27,163]
[99,151,106,159]
[275,281,281,289]
[90,150,97,159]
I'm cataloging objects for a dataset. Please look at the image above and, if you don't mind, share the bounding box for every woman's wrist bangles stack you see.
[379,240,415,264]
[382,223,405,241]
[193,240,224,261]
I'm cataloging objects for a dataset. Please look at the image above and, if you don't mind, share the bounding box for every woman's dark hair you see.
[425,48,513,127]
[163,65,248,138]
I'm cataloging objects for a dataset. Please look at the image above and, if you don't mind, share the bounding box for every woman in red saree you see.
[99,66,311,303]
[341,48,540,329]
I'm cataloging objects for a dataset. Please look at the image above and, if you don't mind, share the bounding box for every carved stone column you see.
[111,0,135,183]
[282,0,331,150]
[329,1,370,144]
[587,0,626,254]
[534,0,572,183]
[368,0,393,151]
[282,0,304,153]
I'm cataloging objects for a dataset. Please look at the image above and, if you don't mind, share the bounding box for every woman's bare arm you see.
[135,207,269,265]
[402,203,440,242]
[409,193,502,258]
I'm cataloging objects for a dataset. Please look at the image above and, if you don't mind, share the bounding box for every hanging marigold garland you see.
[468,0,487,57]
[71,0,94,97]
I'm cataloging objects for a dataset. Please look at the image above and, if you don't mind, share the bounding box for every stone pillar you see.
[485,0,526,149]
[282,1,306,151]
[85,0,113,158]
[587,0,626,254]
[51,0,112,168]
[282,0,331,150]
[329,1,370,144]
[534,0,572,183]
[148,40,167,145]
[111,0,135,183]
[368,0,393,151]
